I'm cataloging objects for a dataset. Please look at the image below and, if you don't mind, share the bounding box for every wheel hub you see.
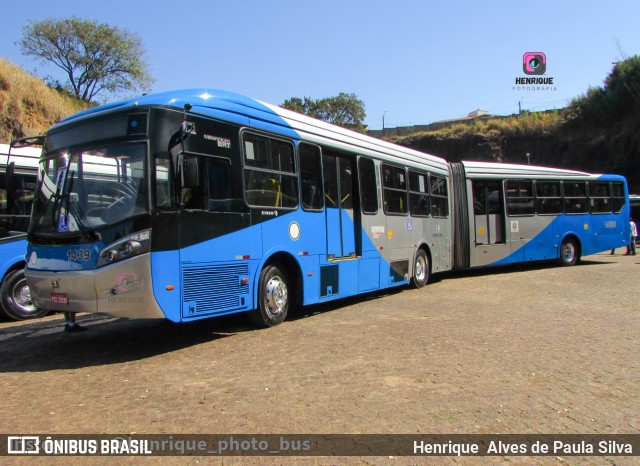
[416,257,426,281]
[265,277,287,315]
[13,282,35,312]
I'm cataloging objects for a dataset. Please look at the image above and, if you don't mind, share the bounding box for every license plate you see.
[51,292,69,305]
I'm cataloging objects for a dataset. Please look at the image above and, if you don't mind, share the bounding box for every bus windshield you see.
[30,143,147,237]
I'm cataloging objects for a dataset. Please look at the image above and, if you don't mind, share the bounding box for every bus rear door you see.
[471,180,507,266]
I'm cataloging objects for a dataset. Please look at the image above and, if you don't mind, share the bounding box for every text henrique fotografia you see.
[513,52,557,92]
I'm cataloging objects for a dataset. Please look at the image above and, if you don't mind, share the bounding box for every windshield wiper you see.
[63,174,99,242]
[49,160,72,226]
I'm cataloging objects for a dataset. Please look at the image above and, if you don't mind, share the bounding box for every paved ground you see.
[1,251,639,465]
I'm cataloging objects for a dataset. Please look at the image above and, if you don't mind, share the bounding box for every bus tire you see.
[249,264,289,327]
[411,249,430,288]
[0,269,47,320]
[559,238,580,267]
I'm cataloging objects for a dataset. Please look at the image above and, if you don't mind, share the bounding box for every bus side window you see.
[431,176,448,217]
[382,164,407,215]
[181,155,236,211]
[588,181,611,213]
[506,180,534,216]
[563,181,587,214]
[154,152,174,209]
[612,182,625,213]
[408,170,430,217]
[243,133,297,209]
[535,180,562,215]
[359,157,378,214]
[183,155,204,210]
[299,143,323,211]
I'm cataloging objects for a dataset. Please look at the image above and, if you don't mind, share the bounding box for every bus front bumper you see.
[25,254,166,319]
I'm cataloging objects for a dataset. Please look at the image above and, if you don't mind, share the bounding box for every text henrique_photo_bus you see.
[18,89,631,328]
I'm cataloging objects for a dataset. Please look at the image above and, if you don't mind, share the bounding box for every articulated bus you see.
[21,90,630,327]
[0,141,48,320]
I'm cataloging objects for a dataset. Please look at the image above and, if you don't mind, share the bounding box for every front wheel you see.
[0,269,48,320]
[249,264,290,328]
[411,249,430,288]
[559,238,580,267]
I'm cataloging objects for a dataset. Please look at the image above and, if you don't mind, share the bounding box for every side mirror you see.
[182,155,199,189]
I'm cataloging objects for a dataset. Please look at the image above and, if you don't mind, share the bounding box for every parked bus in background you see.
[630,194,640,234]
[20,89,630,328]
[0,140,47,320]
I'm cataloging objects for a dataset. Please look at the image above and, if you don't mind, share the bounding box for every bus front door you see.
[323,154,356,259]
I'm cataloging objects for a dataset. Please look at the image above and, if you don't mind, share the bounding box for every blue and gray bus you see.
[22,90,629,327]
[0,141,48,320]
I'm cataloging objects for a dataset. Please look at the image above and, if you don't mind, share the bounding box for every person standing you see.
[626,218,637,256]
[63,311,87,332]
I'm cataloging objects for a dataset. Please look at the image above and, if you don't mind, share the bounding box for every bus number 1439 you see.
[67,249,91,261]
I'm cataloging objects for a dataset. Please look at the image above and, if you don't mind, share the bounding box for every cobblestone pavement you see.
[1,252,638,465]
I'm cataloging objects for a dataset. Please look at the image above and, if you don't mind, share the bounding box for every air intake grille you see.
[182,264,249,315]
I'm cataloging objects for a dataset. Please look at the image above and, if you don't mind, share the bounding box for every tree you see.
[566,55,640,125]
[282,93,366,132]
[18,17,154,102]
[604,55,640,116]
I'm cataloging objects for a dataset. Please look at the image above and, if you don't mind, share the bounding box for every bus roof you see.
[262,101,449,174]
[461,160,623,180]
[53,89,450,175]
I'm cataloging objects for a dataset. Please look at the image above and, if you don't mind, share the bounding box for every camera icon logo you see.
[523,52,546,75]
[116,272,137,293]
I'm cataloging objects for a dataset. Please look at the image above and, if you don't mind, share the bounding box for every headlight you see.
[97,229,151,267]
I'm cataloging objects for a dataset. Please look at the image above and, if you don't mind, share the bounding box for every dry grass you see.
[396,111,565,145]
[0,58,91,143]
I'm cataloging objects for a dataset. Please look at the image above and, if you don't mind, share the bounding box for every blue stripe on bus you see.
[150,210,404,322]
[488,212,628,266]
[26,242,105,271]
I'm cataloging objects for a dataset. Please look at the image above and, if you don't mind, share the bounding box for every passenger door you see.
[472,180,505,245]
[323,153,357,259]
[470,180,509,266]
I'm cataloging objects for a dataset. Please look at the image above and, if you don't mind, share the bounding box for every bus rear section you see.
[454,161,629,269]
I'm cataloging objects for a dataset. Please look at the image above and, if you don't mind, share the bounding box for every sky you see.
[2,0,639,130]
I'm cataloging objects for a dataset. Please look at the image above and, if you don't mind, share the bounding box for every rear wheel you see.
[559,238,580,266]
[0,269,48,320]
[249,264,290,327]
[411,249,430,288]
